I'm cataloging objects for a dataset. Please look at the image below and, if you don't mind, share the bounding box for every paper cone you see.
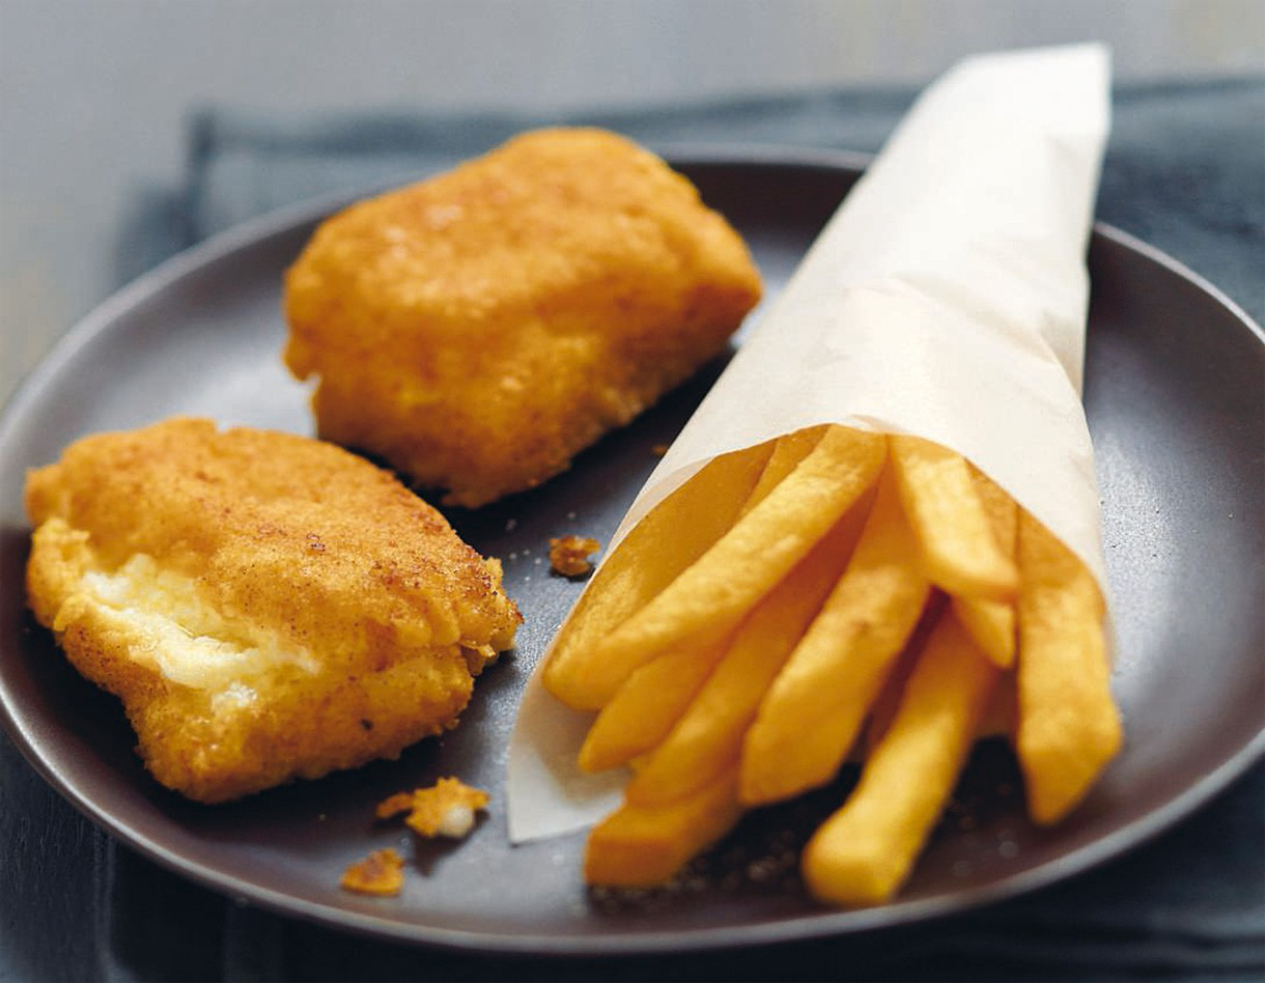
[508,43,1112,844]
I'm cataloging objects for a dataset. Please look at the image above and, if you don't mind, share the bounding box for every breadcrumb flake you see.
[380,777,490,840]
[549,536,601,578]
[340,849,405,896]
[375,792,414,821]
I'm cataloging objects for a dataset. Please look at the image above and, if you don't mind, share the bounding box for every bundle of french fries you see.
[542,424,1120,905]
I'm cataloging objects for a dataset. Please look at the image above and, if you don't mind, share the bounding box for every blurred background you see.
[1,0,1262,405]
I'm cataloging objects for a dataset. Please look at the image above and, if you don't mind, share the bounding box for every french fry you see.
[952,468,1019,667]
[740,469,930,805]
[623,507,864,807]
[1015,512,1120,825]
[861,593,945,756]
[578,635,731,773]
[802,613,998,906]
[543,442,772,709]
[570,426,886,707]
[889,435,1018,602]
[738,425,828,519]
[578,426,832,773]
[569,432,1113,903]
[584,766,743,888]
[866,607,1013,756]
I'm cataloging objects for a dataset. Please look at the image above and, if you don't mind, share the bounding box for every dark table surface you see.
[2,81,1263,982]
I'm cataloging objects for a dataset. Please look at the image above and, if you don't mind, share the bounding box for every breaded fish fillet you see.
[25,418,520,803]
[284,127,762,507]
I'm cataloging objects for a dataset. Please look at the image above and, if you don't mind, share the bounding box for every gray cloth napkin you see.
[4,81,1261,983]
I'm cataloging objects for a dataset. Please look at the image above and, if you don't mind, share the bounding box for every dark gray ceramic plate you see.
[0,152,1262,954]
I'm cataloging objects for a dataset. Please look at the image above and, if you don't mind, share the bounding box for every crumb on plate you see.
[379,777,490,840]
[375,792,414,821]
[340,848,405,896]
[549,535,601,578]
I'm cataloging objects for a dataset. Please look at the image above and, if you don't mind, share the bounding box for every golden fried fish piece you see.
[25,418,520,803]
[283,127,762,507]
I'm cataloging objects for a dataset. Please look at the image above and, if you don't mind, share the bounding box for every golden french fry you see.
[1015,512,1120,825]
[543,441,772,709]
[738,425,828,519]
[623,508,863,807]
[578,634,731,773]
[802,613,998,906]
[889,435,1018,602]
[584,766,743,888]
[860,594,945,756]
[866,610,1011,753]
[579,427,835,773]
[572,426,886,707]
[953,467,1019,666]
[740,469,930,805]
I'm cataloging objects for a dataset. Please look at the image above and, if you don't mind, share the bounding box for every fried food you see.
[283,127,763,507]
[25,418,520,803]
[542,441,772,710]
[577,634,730,774]
[584,766,743,889]
[562,428,1118,902]
[802,612,998,906]
[376,793,415,821]
[383,777,490,839]
[341,849,406,896]
[623,507,862,808]
[548,535,600,578]
[1015,512,1120,824]
[951,467,1019,667]
[559,427,884,708]
[737,425,829,519]
[575,428,831,773]
[740,469,930,806]
[889,435,1018,602]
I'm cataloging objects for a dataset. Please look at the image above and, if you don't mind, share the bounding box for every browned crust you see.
[25,418,520,802]
[283,127,762,506]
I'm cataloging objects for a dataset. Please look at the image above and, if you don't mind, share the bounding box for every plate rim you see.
[1,146,1262,956]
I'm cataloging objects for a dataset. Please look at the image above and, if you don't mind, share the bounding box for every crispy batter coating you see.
[341,849,405,896]
[548,535,601,578]
[375,792,415,821]
[25,418,520,803]
[283,127,762,507]
[382,777,490,839]
[409,778,488,838]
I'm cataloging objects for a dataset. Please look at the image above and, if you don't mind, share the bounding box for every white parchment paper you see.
[507,44,1112,843]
